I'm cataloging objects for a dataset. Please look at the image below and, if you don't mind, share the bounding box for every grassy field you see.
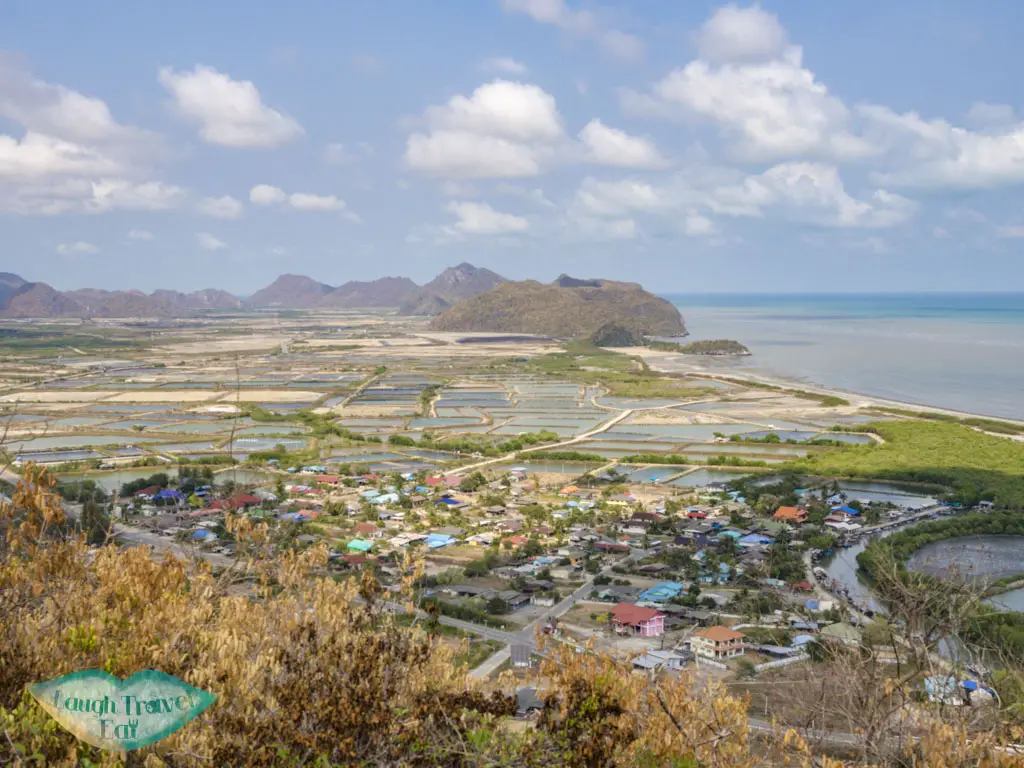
[789,420,1024,509]
[527,343,718,400]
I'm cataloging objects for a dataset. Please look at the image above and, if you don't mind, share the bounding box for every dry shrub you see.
[2,466,1023,766]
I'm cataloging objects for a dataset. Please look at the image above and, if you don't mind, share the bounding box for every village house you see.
[610,603,665,637]
[356,522,386,539]
[691,625,746,660]
[773,506,808,524]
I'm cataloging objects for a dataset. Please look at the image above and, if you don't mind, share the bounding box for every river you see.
[822,529,1024,616]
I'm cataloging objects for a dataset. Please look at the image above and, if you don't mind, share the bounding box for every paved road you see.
[442,408,634,478]
[465,546,653,677]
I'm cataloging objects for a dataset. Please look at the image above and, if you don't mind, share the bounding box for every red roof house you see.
[610,603,664,637]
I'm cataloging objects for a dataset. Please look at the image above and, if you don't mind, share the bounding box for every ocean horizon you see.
[660,292,1024,420]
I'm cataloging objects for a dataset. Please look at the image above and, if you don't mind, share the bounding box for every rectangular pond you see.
[6,435,146,451]
[327,452,408,463]
[101,420,175,430]
[408,417,483,429]
[48,417,108,427]
[670,469,754,487]
[17,449,105,463]
[620,466,688,483]
[495,460,601,475]
[614,423,756,441]
[226,437,306,452]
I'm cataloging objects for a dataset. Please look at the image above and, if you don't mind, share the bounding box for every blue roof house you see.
[424,533,456,549]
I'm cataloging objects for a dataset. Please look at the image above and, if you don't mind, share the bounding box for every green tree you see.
[486,596,508,615]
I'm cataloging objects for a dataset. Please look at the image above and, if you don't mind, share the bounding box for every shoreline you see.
[625,347,1024,431]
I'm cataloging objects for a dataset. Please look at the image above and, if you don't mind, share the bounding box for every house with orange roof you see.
[773,506,808,524]
[691,625,745,660]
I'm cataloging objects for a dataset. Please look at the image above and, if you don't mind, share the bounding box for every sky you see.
[2,0,1024,295]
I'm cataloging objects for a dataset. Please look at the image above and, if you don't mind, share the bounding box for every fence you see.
[695,656,728,671]
[755,654,809,672]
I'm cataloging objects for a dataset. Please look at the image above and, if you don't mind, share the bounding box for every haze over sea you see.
[663,293,1024,421]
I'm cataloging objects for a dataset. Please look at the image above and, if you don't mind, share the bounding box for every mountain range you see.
[0,263,506,318]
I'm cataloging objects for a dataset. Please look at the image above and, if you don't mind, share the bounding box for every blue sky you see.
[2,0,1023,294]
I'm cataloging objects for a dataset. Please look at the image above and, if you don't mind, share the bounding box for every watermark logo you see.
[28,670,215,751]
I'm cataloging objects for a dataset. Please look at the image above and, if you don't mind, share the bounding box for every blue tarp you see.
[192,529,214,540]
[424,533,455,549]
[155,489,184,500]
[739,534,773,545]
[279,512,304,522]
[832,505,860,516]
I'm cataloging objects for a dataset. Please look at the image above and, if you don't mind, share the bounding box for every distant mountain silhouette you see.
[398,263,506,316]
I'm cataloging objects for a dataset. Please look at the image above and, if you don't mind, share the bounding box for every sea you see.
[661,293,1024,421]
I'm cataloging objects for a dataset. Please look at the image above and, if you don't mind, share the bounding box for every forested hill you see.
[429,277,686,343]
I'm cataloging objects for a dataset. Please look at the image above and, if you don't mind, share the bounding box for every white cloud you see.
[0,132,124,180]
[620,3,1024,196]
[425,80,563,142]
[695,4,789,64]
[628,46,873,162]
[0,177,183,215]
[88,179,184,212]
[196,232,227,250]
[126,228,154,242]
[159,65,303,148]
[406,131,546,178]
[572,162,912,231]
[0,62,179,215]
[0,59,155,148]
[861,105,1024,189]
[56,240,99,255]
[932,226,950,239]
[706,162,914,228]
[288,192,345,211]
[249,184,288,205]
[405,80,565,178]
[574,177,668,216]
[997,225,1024,239]
[501,0,642,60]
[249,183,351,213]
[198,194,243,219]
[684,211,716,236]
[481,57,528,74]
[579,119,665,168]
[445,200,529,234]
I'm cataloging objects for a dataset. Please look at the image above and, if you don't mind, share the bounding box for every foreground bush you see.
[2,466,1022,766]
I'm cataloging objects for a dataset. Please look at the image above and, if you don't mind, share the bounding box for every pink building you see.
[610,603,665,637]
